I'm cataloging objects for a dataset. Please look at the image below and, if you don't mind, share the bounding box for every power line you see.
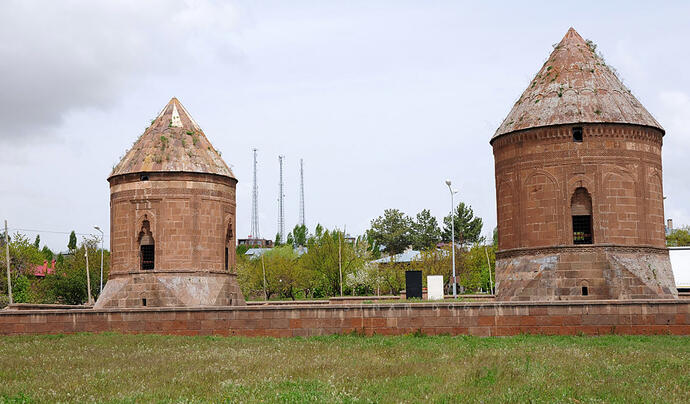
[7,228,107,238]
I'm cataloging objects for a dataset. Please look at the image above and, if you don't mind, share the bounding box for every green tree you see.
[442,202,483,245]
[286,232,294,246]
[68,231,77,252]
[411,209,441,250]
[367,209,413,255]
[301,229,365,297]
[274,232,282,246]
[459,243,495,293]
[42,236,108,305]
[33,234,40,249]
[41,246,54,261]
[293,224,308,246]
[667,226,690,247]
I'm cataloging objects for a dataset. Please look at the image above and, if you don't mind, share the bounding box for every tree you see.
[442,202,483,245]
[41,246,54,261]
[42,236,108,305]
[68,231,77,252]
[33,235,40,249]
[286,232,294,246]
[367,209,413,255]
[274,232,282,246]
[411,209,441,250]
[667,226,690,247]
[293,224,308,246]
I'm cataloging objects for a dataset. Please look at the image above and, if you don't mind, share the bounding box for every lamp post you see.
[445,180,458,298]
[94,225,104,294]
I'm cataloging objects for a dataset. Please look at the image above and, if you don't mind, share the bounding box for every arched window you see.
[571,187,593,244]
[138,220,155,270]
[225,223,233,271]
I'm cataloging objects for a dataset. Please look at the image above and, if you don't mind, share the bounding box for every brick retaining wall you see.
[1,300,688,337]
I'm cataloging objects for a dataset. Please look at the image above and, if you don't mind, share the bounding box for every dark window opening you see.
[141,245,155,270]
[142,298,147,306]
[581,286,589,296]
[571,187,593,245]
[140,175,149,181]
[573,215,593,244]
[572,126,583,142]
[138,219,155,270]
[225,247,229,271]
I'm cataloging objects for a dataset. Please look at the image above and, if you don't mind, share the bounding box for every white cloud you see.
[0,0,243,142]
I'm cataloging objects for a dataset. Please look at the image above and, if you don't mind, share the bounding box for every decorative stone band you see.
[108,171,237,186]
[497,244,670,260]
[107,270,239,278]
[490,123,664,148]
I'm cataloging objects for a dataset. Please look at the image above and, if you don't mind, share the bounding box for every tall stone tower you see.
[491,28,677,301]
[95,98,245,308]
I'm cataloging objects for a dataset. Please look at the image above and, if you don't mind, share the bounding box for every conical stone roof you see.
[110,98,234,179]
[492,28,663,141]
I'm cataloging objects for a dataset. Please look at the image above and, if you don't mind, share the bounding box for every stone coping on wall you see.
[1,298,686,314]
[497,244,670,259]
[108,270,239,277]
[4,303,92,311]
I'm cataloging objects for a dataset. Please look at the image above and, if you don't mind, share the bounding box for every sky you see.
[1,0,689,251]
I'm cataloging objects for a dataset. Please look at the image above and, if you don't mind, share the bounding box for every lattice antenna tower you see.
[298,159,305,227]
[250,148,260,239]
[278,155,286,243]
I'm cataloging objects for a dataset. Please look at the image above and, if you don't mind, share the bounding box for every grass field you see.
[0,333,688,403]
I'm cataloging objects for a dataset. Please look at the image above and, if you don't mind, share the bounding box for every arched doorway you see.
[138,220,155,270]
[571,187,593,244]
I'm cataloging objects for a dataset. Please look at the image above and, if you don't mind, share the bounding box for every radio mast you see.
[298,159,305,227]
[250,148,260,239]
[278,155,285,243]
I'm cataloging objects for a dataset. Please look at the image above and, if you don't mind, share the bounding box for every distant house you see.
[238,238,274,248]
[244,248,272,259]
[669,247,690,292]
[371,249,422,264]
[245,246,307,260]
[33,260,56,277]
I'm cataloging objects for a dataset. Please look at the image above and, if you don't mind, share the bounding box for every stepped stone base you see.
[95,271,245,308]
[496,245,678,301]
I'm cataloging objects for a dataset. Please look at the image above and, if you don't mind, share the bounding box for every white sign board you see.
[669,247,690,289]
[427,275,444,300]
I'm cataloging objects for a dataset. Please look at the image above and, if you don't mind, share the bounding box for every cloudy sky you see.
[1,0,689,251]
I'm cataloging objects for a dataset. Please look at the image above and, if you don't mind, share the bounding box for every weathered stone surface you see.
[110,98,234,178]
[95,272,244,308]
[493,28,662,140]
[496,246,677,301]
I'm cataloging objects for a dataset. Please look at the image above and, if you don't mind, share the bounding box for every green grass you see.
[0,333,688,403]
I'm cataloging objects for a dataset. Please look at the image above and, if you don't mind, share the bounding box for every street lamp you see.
[94,225,104,294]
[445,180,458,298]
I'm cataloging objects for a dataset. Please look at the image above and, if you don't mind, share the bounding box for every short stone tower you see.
[95,98,245,308]
[491,28,677,301]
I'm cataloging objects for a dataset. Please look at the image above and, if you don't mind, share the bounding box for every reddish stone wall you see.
[492,123,665,250]
[1,301,688,337]
[98,172,244,308]
[109,172,237,274]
